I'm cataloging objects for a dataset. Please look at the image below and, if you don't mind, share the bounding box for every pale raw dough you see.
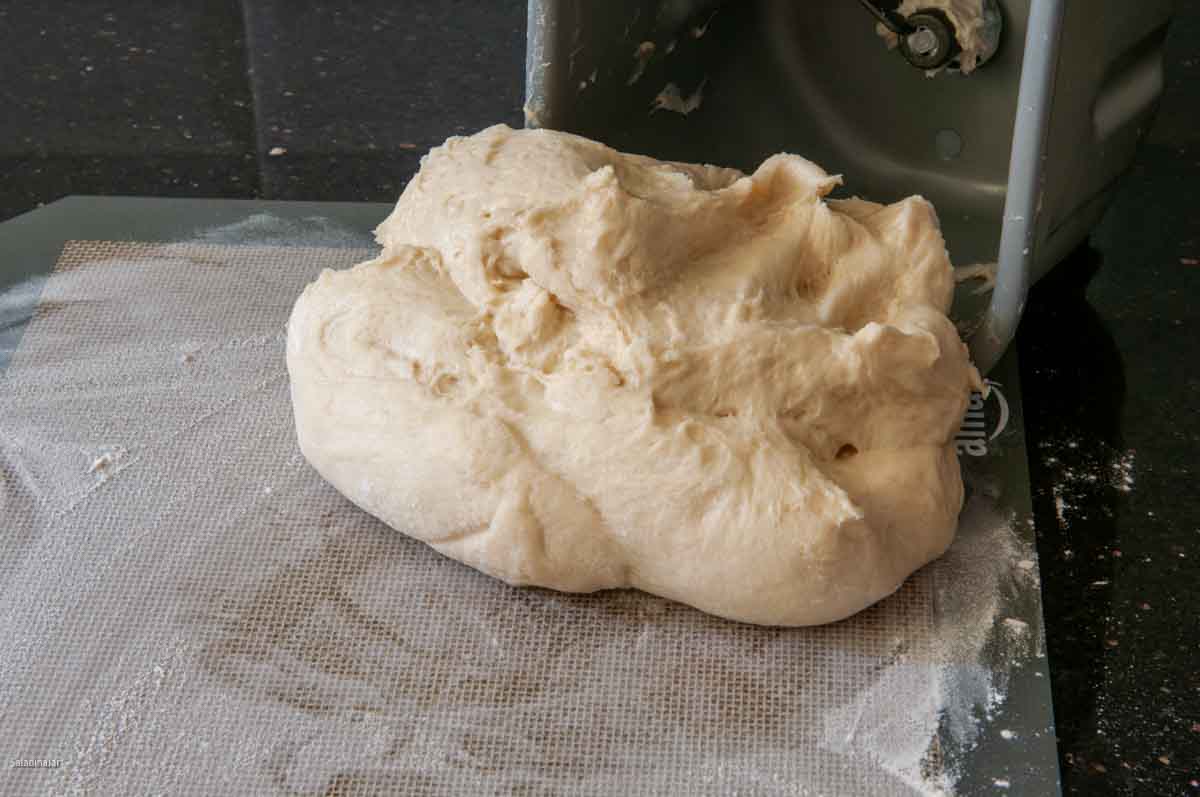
[286,124,981,626]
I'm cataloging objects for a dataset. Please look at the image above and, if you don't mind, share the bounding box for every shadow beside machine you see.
[1016,243,1128,778]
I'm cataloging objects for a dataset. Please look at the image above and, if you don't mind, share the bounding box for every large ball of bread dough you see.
[286,124,980,626]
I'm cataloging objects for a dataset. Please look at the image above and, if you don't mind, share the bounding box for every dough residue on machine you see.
[286,124,981,626]
[955,262,997,294]
[877,0,1001,74]
[650,79,707,115]
[627,41,656,85]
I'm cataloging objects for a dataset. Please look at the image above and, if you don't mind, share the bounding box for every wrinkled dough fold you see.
[287,124,980,626]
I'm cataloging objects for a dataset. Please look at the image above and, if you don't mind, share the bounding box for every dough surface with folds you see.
[286,124,980,626]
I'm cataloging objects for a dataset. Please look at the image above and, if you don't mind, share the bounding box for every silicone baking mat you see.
[0,240,1054,795]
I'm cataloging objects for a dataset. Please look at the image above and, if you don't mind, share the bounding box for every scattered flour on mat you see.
[822,492,1042,795]
[187,213,373,249]
[0,276,46,328]
[5,234,1053,794]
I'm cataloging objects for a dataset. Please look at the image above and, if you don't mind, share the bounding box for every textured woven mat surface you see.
[0,241,1035,795]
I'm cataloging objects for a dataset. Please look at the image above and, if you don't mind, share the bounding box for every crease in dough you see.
[287,124,981,626]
